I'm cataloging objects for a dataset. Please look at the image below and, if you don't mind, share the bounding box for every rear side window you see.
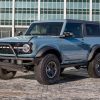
[64,23,82,38]
[86,24,100,36]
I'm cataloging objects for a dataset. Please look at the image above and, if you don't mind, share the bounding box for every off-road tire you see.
[35,54,60,85]
[88,53,100,78]
[0,68,16,80]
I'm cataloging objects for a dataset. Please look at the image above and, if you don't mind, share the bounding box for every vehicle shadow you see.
[59,68,88,83]
[15,69,88,84]
[59,73,88,84]
[15,73,35,80]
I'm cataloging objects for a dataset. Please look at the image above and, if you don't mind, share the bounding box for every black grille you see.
[0,44,14,54]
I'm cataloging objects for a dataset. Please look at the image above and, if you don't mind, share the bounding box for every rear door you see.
[83,23,100,51]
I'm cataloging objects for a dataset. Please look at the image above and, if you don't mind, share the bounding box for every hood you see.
[0,35,34,43]
[0,35,59,44]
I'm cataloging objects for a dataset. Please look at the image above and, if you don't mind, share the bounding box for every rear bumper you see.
[0,56,35,72]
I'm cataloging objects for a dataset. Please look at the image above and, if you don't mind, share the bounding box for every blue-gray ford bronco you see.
[0,19,100,85]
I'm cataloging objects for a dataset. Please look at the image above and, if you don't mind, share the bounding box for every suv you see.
[0,19,100,85]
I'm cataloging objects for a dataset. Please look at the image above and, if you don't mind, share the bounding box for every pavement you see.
[0,67,100,100]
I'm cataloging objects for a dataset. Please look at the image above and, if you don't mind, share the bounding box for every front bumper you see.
[0,56,35,72]
[0,56,34,61]
[0,42,36,72]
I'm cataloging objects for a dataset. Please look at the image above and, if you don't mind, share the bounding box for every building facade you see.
[0,0,100,38]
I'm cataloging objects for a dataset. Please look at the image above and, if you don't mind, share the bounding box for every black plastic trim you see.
[88,45,100,61]
[35,46,61,58]
[0,56,34,60]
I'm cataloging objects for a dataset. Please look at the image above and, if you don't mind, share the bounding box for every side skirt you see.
[61,62,88,68]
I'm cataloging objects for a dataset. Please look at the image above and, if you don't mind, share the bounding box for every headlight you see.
[22,44,30,53]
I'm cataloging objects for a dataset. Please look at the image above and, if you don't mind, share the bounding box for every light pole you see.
[89,0,92,21]
[12,0,15,37]
[64,0,67,19]
[38,0,40,20]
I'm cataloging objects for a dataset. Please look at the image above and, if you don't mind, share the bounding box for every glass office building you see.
[0,0,100,38]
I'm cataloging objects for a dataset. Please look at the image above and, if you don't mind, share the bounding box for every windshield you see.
[26,22,63,36]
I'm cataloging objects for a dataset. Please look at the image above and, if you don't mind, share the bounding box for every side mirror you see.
[63,32,74,37]
[60,32,74,38]
[17,31,23,36]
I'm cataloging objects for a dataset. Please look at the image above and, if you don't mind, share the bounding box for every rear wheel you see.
[88,53,100,78]
[35,54,60,85]
[0,68,16,80]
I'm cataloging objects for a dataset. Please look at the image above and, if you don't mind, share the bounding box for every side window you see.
[86,24,100,36]
[64,23,82,38]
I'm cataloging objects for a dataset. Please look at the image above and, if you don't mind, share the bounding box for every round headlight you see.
[22,44,30,53]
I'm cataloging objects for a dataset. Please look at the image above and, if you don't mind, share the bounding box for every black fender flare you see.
[88,45,100,61]
[35,46,62,62]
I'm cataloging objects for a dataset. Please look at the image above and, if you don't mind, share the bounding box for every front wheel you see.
[0,68,16,80]
[35,54,60,85]
[88,53,100,78]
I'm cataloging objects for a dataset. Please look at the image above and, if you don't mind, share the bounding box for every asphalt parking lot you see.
[0,67,100,100]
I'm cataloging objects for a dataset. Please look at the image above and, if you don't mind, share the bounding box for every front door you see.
[61,22,89,64]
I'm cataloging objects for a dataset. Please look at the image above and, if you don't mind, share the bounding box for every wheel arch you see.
[88,45,100,61]
[35,46,62,63]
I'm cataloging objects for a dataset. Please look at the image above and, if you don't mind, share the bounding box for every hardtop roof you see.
[32,19,100,24]
[66,19,99,24]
